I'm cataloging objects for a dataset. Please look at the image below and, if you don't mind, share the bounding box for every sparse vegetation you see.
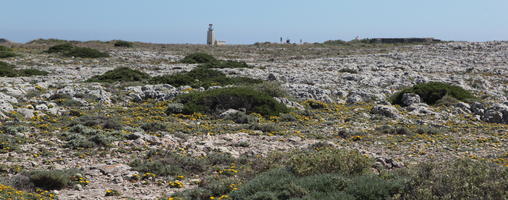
[63,47,109,58]
[390,82,476,105]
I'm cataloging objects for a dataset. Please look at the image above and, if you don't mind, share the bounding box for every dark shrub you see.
[87,67,150,83]
[18,68,49,76]
[140,122,167,132]
[0,61,49,77]
[46,43,74,53]
[150,67,262,88]
[345,175,404,200]
[0,46,17,58]
[199,60,252,69]
[181,53,217,64]
[376,125,412,135]
[390,82,475,106]
[0,61,17,77]
[29,169,78,190]
[130,151,207,176]
[173,87,289,116]
[287,148,372,176]
[398,159,508,200]
[113,40,133,47]
[63,47,109,58]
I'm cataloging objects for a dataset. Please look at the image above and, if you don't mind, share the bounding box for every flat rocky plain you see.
[0,40,507,199]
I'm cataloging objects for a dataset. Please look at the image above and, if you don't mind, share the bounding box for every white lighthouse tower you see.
[207,24,216,45]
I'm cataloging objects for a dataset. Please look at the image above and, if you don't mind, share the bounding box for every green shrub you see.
[390,82,475,106]
[63,47,109,58]
[249,123,279,132]
[397,159,508,200]
[49,93,83,107]
[46,43,74,53]
[224,112,258,124]
[247,82,289,98]
[230,168,399,200]
[141,122,167,132]
[0,61,17,77]
[376,125,413,135]
[0,51,17,58]
[0,134,26,153]
[113,40,133,48]
[287,148,372,176]
[173,87,289,116]
[345,175,404,200]
[150,67,262,88]
[0,61,48,77]
[87,67,150,83]
[29,169,79,190]
[17,69,49,76]
[199,60,252,69]
[0,46,17,58]
[181,53,217,64]
[62,124,123,149]
[130,151,207,176]
[230,168,307,200]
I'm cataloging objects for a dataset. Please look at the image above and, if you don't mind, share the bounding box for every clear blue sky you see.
[1,0,507,44]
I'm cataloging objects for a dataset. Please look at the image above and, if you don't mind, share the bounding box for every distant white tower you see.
[207,24,216,45]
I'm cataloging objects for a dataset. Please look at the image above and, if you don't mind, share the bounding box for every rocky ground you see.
[0,40,507,199]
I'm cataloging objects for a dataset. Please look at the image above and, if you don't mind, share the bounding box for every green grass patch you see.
[28,169,80,190]
[390,82,475,105]
[87,67,150,83]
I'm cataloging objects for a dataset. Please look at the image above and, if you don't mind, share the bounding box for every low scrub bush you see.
[63,125,122,149]
[397,159,508,200]
[0,134,26,153]
[49,93,82,107]
[63,47,109,58]
[376,125,412,135]
[181,53,217,64]
[230,168,402,200]
[390,82,475,106]
[46,43,74,53]
[140,122,167,132]
[0,46,17,58]
[0,61,48,77]
[87,67,150,83]
[224,112,259,124]
[199,60,252,69]
[171,87,289,116]
[130,151,236,178]
[150,67,262,88]
[113,40,133,47]
[28,169,79,190]
[287,148,372,176]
